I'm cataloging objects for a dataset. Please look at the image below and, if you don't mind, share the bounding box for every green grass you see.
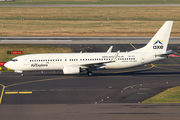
[0,7,180,37]
[0,44,72,62]
[142,86,180,103]
[1,0,180,4]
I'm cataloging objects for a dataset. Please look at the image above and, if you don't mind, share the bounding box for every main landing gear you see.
[21,73,24,77]
[87,71,93,76]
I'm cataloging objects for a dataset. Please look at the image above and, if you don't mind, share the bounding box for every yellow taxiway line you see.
[129,42,137,50]
[5,92,18,94]
[0,84,5,104]
[19,91,32,94]
[5,91,32,94]
[0,76,66,104]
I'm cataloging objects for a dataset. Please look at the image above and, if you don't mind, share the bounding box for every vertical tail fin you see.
[131,21,173,53]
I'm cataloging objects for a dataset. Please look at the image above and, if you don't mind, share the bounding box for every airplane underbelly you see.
[105,61,140,69]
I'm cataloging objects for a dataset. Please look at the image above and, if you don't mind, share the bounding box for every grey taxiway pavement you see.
[1,4,180,7]
[1,37,180,44]
[1,103,180,120]
[1,66,180,120]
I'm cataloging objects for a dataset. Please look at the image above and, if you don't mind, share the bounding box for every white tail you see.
[131,21,173,53]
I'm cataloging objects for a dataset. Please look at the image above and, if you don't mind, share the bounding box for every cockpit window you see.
[11,59,18,62]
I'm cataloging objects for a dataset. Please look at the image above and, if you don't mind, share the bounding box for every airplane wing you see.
[78,50,120,68]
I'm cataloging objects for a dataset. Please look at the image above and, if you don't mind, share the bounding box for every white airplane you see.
[4,21,173,76]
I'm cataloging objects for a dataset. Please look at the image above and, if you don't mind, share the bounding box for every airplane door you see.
[24,57,28,66]
[141,55,145,64]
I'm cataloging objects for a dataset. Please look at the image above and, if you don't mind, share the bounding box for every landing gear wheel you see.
[87,71,93,76]
[21,73,24,77]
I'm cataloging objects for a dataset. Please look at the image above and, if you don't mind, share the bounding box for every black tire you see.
[21,73,24,77]
[87,71,93,76]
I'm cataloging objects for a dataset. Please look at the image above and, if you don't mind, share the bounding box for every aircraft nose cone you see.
[4,62,10,68]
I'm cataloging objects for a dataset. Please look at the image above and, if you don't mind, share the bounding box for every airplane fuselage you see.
[6,52,165,72]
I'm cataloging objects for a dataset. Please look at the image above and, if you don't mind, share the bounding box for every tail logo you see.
[153,40,163,49]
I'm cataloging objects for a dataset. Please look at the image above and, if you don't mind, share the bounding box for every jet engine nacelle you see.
[63,65,80,74]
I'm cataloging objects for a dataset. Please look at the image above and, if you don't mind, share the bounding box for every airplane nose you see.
[4,62,10,68]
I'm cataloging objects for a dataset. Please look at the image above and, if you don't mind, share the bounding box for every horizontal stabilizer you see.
[155,50,173,57]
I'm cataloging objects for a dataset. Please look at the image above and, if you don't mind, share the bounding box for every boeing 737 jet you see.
[4,21,173,76]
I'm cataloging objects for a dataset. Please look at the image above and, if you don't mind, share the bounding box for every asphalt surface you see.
[1,103,180,120]
[1,65,180,120]
[1,65,180,104]
[1,37,180,44]
[1,4,180,7]
[1,43,180,120]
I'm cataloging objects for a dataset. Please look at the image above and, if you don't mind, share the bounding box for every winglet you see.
[107,46,113,53]
[110,50,120,62]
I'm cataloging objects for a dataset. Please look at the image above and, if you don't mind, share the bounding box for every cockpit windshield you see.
[11,59,18,62]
